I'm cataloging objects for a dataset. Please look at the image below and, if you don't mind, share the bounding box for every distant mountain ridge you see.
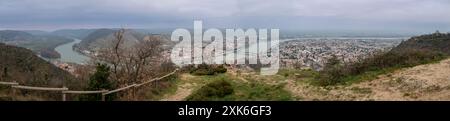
[21,30,51,36]
[0,30,35,42]
[76,29,147,52]
[51,29,97,39]
[0,30,74,58]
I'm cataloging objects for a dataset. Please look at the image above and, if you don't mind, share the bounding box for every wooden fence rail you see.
[0,69,178,101]
[103,84,137,95]
[136,69,178,87]
[63,90,108,94]
[12,85,69,91]
[0,81,19,86]
[62,90,108,101]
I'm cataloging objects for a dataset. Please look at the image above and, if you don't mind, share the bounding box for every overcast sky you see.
[0,0,449,33]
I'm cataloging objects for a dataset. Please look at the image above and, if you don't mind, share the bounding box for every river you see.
[54,39,90,64]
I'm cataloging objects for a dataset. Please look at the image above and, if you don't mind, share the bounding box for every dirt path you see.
[160,83,193,101]
[160,74,196,101]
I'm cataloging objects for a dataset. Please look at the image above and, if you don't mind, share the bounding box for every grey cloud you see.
[0,0,449,32]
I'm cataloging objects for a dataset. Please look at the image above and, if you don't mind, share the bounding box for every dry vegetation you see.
[81,29,177,100]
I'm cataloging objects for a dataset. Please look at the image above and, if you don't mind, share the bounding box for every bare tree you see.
[93,29,165,100]
[112,29,125,74]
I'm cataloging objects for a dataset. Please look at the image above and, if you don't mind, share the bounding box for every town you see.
[279,38,405,70]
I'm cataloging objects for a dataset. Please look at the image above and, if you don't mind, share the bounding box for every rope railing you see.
[0,69,178,101]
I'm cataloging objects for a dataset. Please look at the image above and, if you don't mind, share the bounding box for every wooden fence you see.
[0,69,178,101]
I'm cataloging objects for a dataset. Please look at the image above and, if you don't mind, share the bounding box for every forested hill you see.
[393,31,450,55]
[0,43,77,88]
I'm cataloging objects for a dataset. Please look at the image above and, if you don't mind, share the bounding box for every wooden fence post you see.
[101,95,105,101]
[11,81,17,101]
[101,90,106,101]
[62,86,67,101]
[62,93,66,101]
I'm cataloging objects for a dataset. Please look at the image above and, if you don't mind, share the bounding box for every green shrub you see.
[79,63,117,101]
[214,65,228,74]
[186,78,234,101]
[316,55,345,86]
[188,64,227,76]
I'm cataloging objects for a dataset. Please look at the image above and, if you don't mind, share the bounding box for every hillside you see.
[0,30,73,58]
[281,58,450,101]
[350,58,450,100]
[0,43,77,88]
[393,31,450,55]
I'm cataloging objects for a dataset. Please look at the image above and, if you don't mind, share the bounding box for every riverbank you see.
[54,39,91,64]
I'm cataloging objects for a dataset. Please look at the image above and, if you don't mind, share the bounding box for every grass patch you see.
[277,69,319,86]
[231,82,292,101]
